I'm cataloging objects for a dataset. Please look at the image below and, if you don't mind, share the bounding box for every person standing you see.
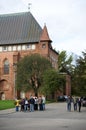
[24,97,29,111]
[42,95,46,110]
[38,96,43,111]
[73,96,77,111]
[34,97,38,110]
[67,96,72,111]
[78,97,82,112]
[15,98,20,112]
[29,96,35,112]
[20,98,25,111]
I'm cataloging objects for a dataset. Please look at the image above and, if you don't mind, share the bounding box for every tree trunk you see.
[34,88,38,97]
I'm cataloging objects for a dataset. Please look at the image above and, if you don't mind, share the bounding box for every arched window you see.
[4,59,9,74]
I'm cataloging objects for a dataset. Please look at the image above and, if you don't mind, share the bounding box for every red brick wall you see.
[0,41,71,100]
[0,41,59,100]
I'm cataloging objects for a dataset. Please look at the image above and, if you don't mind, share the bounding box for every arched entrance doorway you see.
[0,79,9,100]
[0,92,5,100]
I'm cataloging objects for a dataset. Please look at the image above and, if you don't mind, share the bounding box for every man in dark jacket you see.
[78,97,82,112]
[29,96,35,112]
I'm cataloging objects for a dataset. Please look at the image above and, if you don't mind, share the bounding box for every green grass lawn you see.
[0,100,15,110]
[0,99,55,110]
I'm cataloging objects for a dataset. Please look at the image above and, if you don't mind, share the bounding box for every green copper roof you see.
[0,12,42,45]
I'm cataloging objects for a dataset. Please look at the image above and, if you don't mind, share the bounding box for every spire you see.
[28,3,32,12]
[40,24,52,42]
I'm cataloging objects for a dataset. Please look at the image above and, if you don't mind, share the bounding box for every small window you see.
[42,44,46,48]
[17,45,21,51]
[22,45,26,50]
[13,46,17,51]
[32,45,35,50]
[26,44,32,50]
[3,46,8,51]
[0,47,2,52]
[8,46,12,51]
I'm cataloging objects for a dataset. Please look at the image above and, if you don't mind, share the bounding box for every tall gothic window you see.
[4,59,9,74]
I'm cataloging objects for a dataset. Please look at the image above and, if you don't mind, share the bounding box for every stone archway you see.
[0,79,9,100]
[0,79,9,90]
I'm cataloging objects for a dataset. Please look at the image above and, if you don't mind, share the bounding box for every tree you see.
[40,69,65,97]
[16,54,52,96]
[57,50,75,97]
[58,51,73,74]
[72,50,86,96]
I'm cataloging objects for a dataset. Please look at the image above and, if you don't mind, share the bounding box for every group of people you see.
[14,95,83,113]
[14,95,46,112]
[66,96,82,112]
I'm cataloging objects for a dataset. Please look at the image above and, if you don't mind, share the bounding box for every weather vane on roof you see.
[28,3,32,11]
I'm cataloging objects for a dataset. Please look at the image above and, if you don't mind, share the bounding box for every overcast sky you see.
[0,0,86,56]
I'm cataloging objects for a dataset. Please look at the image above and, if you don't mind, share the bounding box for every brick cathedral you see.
[0,11,71,100]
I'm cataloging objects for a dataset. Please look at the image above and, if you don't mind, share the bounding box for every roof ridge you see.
[0,11,30,17]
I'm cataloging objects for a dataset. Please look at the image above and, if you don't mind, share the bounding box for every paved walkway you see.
[0,103,86,130]
[0,108,15,115]
[0,102,86,115]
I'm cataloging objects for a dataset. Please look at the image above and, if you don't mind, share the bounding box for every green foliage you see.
[58,50,73,74]
[72,50,86,96]
[0,100,15,110]
[40,69,65,95]
[16,54,52,96]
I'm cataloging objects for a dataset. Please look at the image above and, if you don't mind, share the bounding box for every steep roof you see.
[0,12,42,45]
[40,25,52,42]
